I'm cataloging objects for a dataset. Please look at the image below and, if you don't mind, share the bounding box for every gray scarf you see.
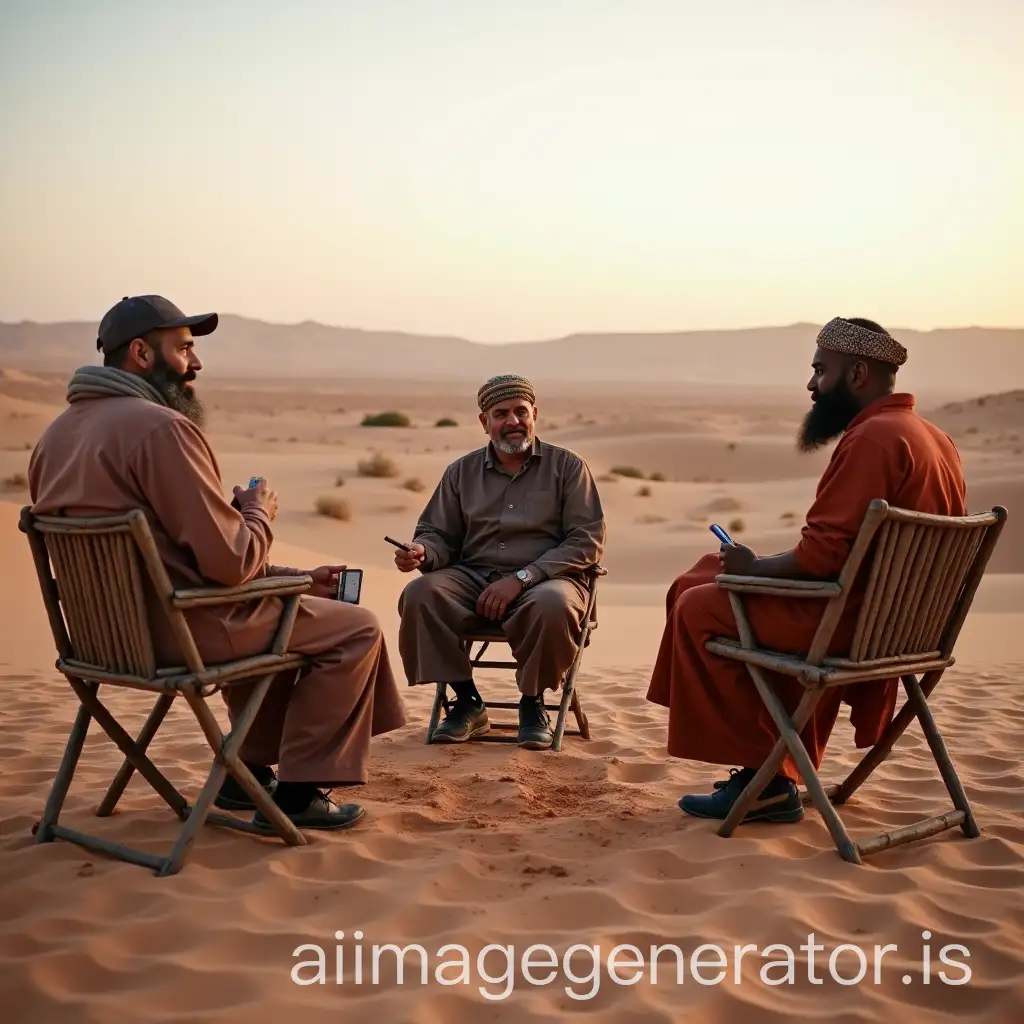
[67,365,168,407]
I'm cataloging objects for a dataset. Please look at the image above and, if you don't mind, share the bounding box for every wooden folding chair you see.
[705,499,1007,864]
[20,505,316,876]
[424,564,606,752]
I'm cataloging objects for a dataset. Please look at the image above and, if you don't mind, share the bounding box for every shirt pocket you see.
[525,488,559,526]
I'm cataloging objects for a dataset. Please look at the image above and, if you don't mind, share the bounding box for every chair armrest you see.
[172,575,313,609]
[585,564,608,578]
[714,574,841,598]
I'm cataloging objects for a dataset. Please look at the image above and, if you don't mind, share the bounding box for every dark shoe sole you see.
[253,804,366,833]
[679,796,804,824]
[517,733,553,750]
[430,722,490,743]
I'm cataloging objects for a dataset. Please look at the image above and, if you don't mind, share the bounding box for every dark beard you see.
[146,353,205,428]
[797,376,861,451]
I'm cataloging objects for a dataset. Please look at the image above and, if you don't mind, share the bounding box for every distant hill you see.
[1,316,1022,397]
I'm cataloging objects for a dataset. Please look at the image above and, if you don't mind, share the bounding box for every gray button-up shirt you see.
[412,438,606,582]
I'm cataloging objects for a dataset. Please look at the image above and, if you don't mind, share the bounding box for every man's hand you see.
[719,542,757,576]
[233,477,279,521]
[305,564,347,600]
[476,576,524,620]
[394,542,426,573]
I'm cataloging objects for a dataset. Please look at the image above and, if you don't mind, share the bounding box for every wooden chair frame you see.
[20,506,316,876]
[705,500,1007,864]
[424,565,606,752]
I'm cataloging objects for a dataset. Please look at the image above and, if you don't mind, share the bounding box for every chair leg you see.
[831,669,945,804]
[66,676,189,818]
[902,674,980,839]
[425,683,447,744]
[35,702,92,844]
[97,692,176,817]
[163,680,307,875]
[718,686,821,838]
[723,666,861,864]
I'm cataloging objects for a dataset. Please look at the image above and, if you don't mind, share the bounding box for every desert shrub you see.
[314,495,352,520]
[357,451,399,478]
[402,477,425,492]
[726,441,737,451]
[648,471,666,482]
[361,411,410,427]
[596,473,618,483]
[334,474,346,487]
[435,417,457,427]
[1,472,27,491]
[636,485,652,497]
[611,465,645,479]
[728,517,745,534]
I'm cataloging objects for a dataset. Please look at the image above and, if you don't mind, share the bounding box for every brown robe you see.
[29,386,406,784]
[397,437,606,695]
[646,394,968,781]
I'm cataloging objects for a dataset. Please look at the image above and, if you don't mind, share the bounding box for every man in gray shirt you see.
[393,375,606,749]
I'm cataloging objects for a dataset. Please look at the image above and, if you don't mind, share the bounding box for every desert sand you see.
[0,371,1022,1022]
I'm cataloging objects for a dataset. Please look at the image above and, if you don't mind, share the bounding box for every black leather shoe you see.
[214,768,277,811]
[431,697,489,742]
[517,695,553,750]
[252,791,365,832]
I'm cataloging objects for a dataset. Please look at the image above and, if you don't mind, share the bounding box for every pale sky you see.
[1,0,1021,341]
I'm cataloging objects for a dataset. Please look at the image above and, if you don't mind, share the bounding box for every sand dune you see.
[0,374,1022,1022]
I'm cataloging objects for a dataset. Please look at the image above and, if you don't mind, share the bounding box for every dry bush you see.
[780,510,797,520]
[611,465,645,479]
[314,494,352,521]
[648,471,666,482]
[334,474,346,487]
[728,517,745,534]
[361,411,410,427]
[402,477,425,492]
[357,451,399,478]
[597,473,619,483]
[636,484,652,497]
[726,441,738,451]
[1,472,27,491]
[636,513,667,524]
[435,417,457,427]
[287,436,299,444]
[707,495,742,513]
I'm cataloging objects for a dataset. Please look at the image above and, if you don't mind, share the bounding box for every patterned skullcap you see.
[816,318,908,367]
[477,374,536,412]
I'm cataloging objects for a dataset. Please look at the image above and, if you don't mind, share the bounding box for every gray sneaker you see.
[432,697,490,742]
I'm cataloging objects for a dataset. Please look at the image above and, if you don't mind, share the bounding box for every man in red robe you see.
[647,317,967,823]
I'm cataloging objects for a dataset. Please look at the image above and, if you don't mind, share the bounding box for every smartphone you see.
[709,523,733,545]
[337,568,363,604]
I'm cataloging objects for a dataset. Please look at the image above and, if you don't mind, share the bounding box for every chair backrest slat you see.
[35,519,157,678]
[847,507,1000,664]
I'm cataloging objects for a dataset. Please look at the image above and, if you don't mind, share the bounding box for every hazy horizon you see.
[2,1,1022,341]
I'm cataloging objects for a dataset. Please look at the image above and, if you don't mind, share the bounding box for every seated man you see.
[393,374,606,750]
[647,317,967,823]
[29,295,406,832]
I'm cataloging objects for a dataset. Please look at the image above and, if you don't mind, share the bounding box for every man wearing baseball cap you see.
[28,295,407,834]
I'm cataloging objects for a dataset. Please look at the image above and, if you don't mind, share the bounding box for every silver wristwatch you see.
[515,568,533,587]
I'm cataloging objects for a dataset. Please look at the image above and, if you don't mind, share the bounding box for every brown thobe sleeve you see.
[793,434,897,578]
[522,453,606,581]
[412,466,465,572]
[132,418,274,586]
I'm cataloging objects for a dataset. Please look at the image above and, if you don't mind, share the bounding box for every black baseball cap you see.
[96,295,218,354]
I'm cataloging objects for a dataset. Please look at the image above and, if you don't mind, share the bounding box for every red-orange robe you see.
[646,393,968,781]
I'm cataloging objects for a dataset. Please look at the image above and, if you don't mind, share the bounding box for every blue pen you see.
[709,523,733,545]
